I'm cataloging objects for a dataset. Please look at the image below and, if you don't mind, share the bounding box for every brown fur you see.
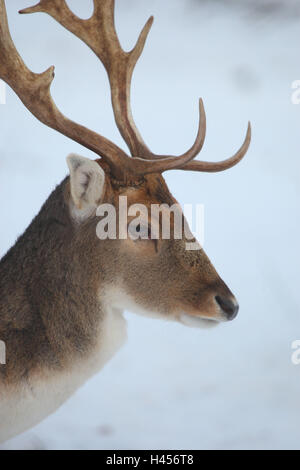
[0,169,234,387]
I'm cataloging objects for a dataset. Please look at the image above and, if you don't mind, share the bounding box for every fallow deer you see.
[0,0,251,443]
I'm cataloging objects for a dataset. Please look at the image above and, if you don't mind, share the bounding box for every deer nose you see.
[215,295,239,321]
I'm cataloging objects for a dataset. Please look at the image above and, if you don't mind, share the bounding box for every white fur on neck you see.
[0,305,127,444]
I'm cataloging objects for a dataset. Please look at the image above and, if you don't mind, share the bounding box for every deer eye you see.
[128,222,151,241]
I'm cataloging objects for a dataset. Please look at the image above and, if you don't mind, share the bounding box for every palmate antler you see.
[0,0,251,182]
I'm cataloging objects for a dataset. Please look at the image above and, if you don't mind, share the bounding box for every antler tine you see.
[125,98,207,176]
[181,122,251,173]
[20,0,154,159]
[146,121,251,174]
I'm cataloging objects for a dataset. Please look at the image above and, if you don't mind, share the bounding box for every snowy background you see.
[0,0,300,450]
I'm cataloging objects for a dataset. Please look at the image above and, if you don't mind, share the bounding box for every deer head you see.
[0,0,251,328]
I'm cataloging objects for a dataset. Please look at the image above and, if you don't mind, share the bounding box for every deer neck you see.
[0,179,127,442]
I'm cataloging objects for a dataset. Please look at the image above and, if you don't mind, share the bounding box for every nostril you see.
[215,295,239,321]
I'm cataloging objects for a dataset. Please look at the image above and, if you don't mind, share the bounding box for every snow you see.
[0,0,300,450]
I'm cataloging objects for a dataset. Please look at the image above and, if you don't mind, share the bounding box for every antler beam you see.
[0,0,130,179]
[19,0,209,165]
[0,0,250,181]
[0,0,205,180]
[20,0,154,159]
[19,0,250,171]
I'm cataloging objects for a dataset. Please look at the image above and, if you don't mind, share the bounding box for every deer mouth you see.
[179,313,220,329]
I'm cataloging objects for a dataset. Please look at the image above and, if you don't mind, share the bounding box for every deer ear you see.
[67,154,105,212]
